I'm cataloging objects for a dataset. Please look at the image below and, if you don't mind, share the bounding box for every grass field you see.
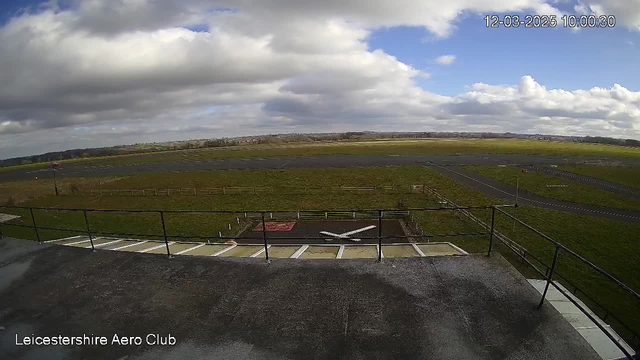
[3,138,640,173]
[1,165,639,344]
[559,165,640,189]
[464,165,640,211]
[0,177,124,205]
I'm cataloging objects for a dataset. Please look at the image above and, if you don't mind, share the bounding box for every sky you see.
[0,0,639,159]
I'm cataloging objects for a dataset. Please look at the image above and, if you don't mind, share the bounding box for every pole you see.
[512,176,519,232]
[160,211,171,258]
[538,246,561,309]
[30,208,41,244]
[52,165,59,196]
[261,212,269,262]
[83,210,95,251]
[377,210,382,261]
[487,207,496,256]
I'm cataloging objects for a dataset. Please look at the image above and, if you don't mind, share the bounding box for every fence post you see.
[538,245,561,308]
[261,212,270,262]
[29,208,41,244]
[377,210,383,261]
[83,210,95,251]
[487,207,496,256]
[160,211,171,258]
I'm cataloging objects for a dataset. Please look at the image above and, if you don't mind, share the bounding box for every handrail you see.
[493,206,640,302]
[0,204,513,213]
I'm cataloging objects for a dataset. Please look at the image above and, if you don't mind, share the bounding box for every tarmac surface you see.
[237,220,407,244]
[3,153,639,181]
[0,237,600,360]
[434,166,640,223]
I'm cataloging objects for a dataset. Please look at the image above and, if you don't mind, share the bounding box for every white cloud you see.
[576,1,640,31]
[0,0,638,158]
[434,55,456,65]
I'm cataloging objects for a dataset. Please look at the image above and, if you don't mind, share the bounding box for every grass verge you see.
[559,165,640,189]
[464,165,640,211]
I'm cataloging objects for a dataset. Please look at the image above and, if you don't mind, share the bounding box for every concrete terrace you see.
[0,237,602,360]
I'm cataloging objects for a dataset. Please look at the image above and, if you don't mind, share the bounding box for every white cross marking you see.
[320,225,376,242]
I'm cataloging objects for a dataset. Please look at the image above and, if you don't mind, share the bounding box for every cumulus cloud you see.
[0,0,638,158]
[576,0,640,31]
[434,55,456,65]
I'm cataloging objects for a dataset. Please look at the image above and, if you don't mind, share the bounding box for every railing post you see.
[160,211,172,258]
[377,210,383,262]
[30,208,41,244]
[487,207,496,256]
[83,210,95,251]
[538,245,561,309]
[261,212,269,262]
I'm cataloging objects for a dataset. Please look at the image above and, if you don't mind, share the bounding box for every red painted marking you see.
[254,222,296,232]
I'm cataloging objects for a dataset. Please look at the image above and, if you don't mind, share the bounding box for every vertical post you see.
[538,246,561,308]
[0,221,4,239]
[51,164,59,196]
[261,212,269,262]
[377,210,383,261]
[513,177,520,232]
[160,211,171,258]
[487,207,496,256]
[30,208,41,244]
[83,210,95,251]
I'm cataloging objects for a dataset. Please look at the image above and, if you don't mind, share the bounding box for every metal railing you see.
[0,203,637,358]
[418,184,638,358]
[0,204,502,261]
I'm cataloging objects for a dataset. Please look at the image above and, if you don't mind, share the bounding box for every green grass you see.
[464,165,640,211]
[559,165,640,189]
[0,176,124,205]
[3,138,640,173]
[2,165,639,343]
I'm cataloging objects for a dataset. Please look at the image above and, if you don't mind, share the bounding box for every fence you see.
[0,203,637,358]
[77,184,428,197]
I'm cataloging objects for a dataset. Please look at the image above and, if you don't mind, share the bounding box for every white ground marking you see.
[447,243,469,255]
[211,244,236,256]
[250,245,270,258]
[65,238,92,246]
[337,245,345,259]
[139,242,175,253]
[412,243,426,257]
[291,245,309,259]
[176,243,206,255]
[320,225,375,242]
[112,240,147,251]
[43,235,82,243]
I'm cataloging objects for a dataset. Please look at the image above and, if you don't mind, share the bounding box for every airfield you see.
[1,139,639,359]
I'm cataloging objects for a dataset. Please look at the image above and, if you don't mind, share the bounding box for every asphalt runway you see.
[3,153,640,181]
[434,166,640,224]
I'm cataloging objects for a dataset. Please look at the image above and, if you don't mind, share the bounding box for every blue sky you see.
[1,0,639,158]
[369,15,639,96]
